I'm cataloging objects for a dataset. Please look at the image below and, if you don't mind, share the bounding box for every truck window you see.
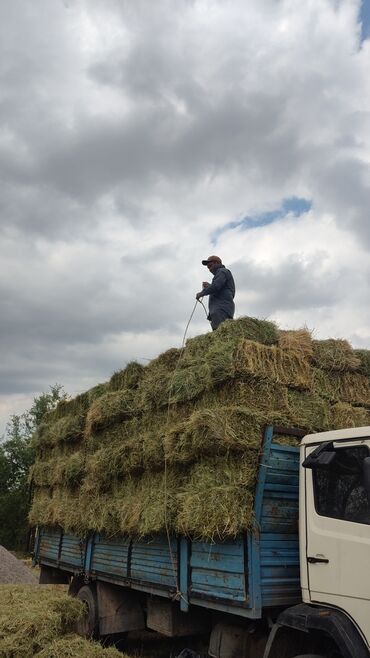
[313,446,370,525]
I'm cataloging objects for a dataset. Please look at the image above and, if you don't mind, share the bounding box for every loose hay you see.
[35,634,124,657]
[0,585,123,658]
[0,586,83,658]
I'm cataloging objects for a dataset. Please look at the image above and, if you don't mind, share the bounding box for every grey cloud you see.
[232,253,352,316]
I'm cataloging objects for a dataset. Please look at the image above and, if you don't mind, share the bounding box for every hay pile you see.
[29,317,370,541]
[0,585,124,657]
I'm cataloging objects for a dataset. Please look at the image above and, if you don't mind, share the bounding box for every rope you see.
[163,298,208,600]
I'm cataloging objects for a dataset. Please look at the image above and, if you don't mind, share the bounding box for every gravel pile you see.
[0,546,38,584]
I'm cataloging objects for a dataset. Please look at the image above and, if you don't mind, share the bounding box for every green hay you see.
[331,403,370,430]
[312,339,361,372]
[236,340,312,390]
[87,382,110,403]
[205,378,289,412]
[354,349,370,378]
[176,456,256,539]
[0,585,83,658]
[30,452,85,489]
[287,390,332,432]
[278,328,313,357]
[313,369,370,406]
[184,317,279,360]
[108,361,145,392]
[83,437,143,493]
[115,470,182,537]
[85,389,139,436]
[46,393,90,423]
[36,634,124,657]
[33,413,85,451]
[164,407,264,465]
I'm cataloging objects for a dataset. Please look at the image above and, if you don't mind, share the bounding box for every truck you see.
[33,423,370,658]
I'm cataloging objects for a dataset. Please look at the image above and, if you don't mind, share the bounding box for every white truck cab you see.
[264,426,370,658]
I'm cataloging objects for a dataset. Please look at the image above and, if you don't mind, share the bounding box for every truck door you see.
[304,439,370,647]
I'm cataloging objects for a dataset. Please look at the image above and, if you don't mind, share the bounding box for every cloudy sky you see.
[1,0,370,434]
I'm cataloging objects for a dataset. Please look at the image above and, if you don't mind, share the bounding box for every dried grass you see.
[313,339,361,372]
[0,585,83,658]
[36,634,124,657]
[85,390,139,437]
[235,340,312,390]
[164,407,264,465]
[313,369,370,406]
[287,390,332,432]
[354,349,370,378]
[0,585,123,658]
[108,361,145,392]
[331,403,370,430]
[278,328,313,357]
[176,456,256,539]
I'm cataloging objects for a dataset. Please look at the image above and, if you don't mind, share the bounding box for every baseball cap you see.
[201,255,222,266]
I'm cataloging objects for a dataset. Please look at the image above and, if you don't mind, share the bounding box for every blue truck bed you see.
[34,425,301,619]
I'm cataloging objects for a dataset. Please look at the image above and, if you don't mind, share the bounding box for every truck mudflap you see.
[264,603,369,658]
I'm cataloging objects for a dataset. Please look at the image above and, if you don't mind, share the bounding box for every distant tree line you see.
[0,385,67,551]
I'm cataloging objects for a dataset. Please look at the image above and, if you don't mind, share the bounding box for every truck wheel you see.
[76,584,98,638]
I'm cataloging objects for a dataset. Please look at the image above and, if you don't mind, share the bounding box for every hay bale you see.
[185,317,279,360]
[84,437,143,492]
[87,382,110,403]
[85,389,139,437]
[331,403,370,429]
[108,361,145,392]
[313,369,370,406]
[312,339,361,372]
[110,470,183,537]
[287,390,332,432]
[176,456,256,539]
[30,452,85,489]
[33,414,85,451]
[236,340,312,390]
[354,349,370,378]
[164,407,264,465]
[278,328,313,357]
[215,316,279,344]
[46,392,90,422]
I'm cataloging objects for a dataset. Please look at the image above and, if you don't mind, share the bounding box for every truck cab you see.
[265,426,370,658]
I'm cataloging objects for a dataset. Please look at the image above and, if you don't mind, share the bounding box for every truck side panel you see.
[260,445,300,608]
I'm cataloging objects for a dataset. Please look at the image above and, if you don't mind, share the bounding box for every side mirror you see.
[302,441,336,470]
[362,457,370,500]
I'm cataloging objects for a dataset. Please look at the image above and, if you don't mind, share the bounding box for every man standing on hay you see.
[196,255,235,330]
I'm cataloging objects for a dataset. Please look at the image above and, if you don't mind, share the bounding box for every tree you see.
[0,384,68,550]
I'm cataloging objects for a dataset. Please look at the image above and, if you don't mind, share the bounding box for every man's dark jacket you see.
[200,264,235,319]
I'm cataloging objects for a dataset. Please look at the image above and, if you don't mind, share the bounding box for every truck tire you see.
[76,584,98,638]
